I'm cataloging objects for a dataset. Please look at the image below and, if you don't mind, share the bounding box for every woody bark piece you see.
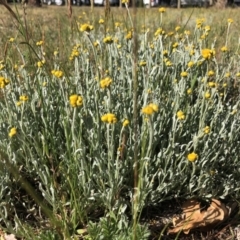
[168,199,229,234]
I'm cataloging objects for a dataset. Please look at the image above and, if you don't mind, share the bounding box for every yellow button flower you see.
[69,94,83,107]
[221,46,228,52]
[9,38,15,42]
[181,71,188,77]
[203,126,210,134]
[0,76,10,88]
[202,48,214,60]
[142,103,158,115]
[166,60,172,67]
[208,82,215,88]
[115,22,121,28]
[208,70,215,76]
[187,88,192,95]
[37,60,45,68]
[159,7,166,13]
[175,26,180,31]
[16,101,22,106]
[103,36,113,44]
[205,92,211,99]
[176,110,185,120]
[101,113,117,124]
[123,119,130,127]
[125,31,132,40]
[142,106,154,115]
[51,70,64,78]
[80,24,94,32]
[187,152,198,162]
[155,28,163,37]
[225,72,230,78]
[36,40,43,46]
[187,61,194,68]
[172,42,178,48]
[19,95,28,101]
[99,18,104,24]
[9,127,17,138]
[100,77,112,89]
[139,61,147,67]
[163,50,168,56]
[148,103,158,112]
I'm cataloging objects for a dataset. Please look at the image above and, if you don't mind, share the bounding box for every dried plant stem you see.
[132,2,139,240]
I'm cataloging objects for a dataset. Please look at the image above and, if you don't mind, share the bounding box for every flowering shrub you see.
[0,7,240,239]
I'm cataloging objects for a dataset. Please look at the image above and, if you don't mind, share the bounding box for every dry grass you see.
[1,4,240,58]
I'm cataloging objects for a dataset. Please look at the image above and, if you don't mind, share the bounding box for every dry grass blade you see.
[0,0,20,23]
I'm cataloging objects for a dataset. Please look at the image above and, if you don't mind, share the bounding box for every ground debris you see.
[168,199,230,234]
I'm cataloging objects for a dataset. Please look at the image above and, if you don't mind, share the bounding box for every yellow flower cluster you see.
[187,88,192,95]
[51,70,64,78]
[9,38,15,43]
[100,77,112,89]
[139,61,147,67]
[16,95,28,106]
[205,25,211,32]
[69,45,80,61]
[175,26,180,31]
[9,127,17,138]
[221,46,228,52]
[123,119,130,127]
[176,110,185,120]
[115,22,121,28]
[205,92,211,99]
[187,61,194,68]
[172,42,178,48]
[36,40,43,46]
[99,18,104,24]
[69,94,83,107]
[125,31,132,40]
[163,50,168,56]
[37,60,45,68]
[80,24,94,32]
[165,59,172,67]
[208,82,215,88]
[0,62,5,70]
[203,126,210,134]
[0,76,10,88]
[154,28,164,37]
[208,70,215,76]
[187,152,198,162]
[181,71,188,77]
[225,72,230,78]
[103,36,113,44]
[202,48,215,60]
[196,18,205,28]
[142,103,158,115]
[101,113,117,124]
[158,7,166,13]
[20,95,28,101]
